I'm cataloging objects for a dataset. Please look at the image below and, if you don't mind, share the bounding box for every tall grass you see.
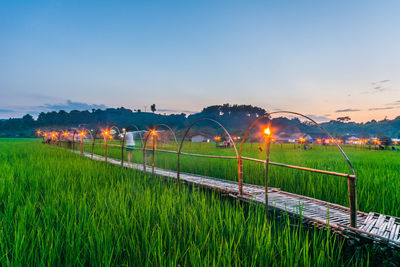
[83,140,400,217]
[0,139,371,265]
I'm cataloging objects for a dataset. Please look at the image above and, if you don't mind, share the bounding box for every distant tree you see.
[337,116,351,122]
[5,103,400,138]
[22,114,34,126]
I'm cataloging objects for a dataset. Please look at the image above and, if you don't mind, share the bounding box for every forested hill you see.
[1,104,400,138]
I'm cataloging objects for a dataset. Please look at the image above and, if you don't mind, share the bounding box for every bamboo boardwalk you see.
[78,151,400,249]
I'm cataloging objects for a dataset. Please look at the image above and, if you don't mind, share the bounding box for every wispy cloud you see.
[0,109,15,113]
[365,80,391,94]
[40,100,107,111]
[368,107,396,111]
[335,108,360,113]
[385,100,400,107]
[0,99,108,119]
[306,114,331,123]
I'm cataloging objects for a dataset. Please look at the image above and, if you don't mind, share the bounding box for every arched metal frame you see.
[238,111,357,227]
[57,130,63,146]
[110,125,121,136]
[142,124,179,176]
[125,124,144,146]
[91,129,100,159]
[72,130,77,152]
[42,111,358,228]
[77,128,95,154]
[177,118,239,182]
[103,126,121,163]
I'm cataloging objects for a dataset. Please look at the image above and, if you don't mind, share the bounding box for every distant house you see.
[275,132,312,143]
[276,132,292,143]
[345,136,360,144]
[191,134,209,143]
[392,138,400,145]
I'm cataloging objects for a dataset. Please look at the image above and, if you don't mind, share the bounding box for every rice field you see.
[0,138,376,266]
[84,138,400,217]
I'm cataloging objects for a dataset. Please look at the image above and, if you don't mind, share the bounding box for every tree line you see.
[1,104,400,138]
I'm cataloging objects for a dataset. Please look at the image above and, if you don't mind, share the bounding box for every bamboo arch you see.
[142,124,178,175]
[238,111,357,227]
[177,118,238,182]
[41,111,358,227]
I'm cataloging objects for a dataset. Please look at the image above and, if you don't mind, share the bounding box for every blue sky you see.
[0,0,399,122]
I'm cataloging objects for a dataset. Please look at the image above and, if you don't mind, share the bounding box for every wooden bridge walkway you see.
[79,151,400,248]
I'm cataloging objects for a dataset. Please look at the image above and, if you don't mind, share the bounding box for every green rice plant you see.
[82,140,400,217]
[0,139,374,265]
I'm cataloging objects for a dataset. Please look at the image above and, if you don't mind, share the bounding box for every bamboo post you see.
[72,131,76,152]
[238,157,243,195]
[80,135,83,154]
[151,133,155,178]
[143,147,146,172]
[348,177,357,227]
[177,152,180,182]
[104,136,108,163]
[264,127,272,212]
[121,130,126,167]
[91,131,97,160]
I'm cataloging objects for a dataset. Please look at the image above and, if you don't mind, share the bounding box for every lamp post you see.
[79,130,86,154]
[36,130,43,142]
[103,129,109,163]
[63,131,68,148]
[151,130,156,178]
[51,132,56,144]
[264,127,272,213]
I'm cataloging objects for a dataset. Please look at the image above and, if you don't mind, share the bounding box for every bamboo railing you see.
[38,111,358,227]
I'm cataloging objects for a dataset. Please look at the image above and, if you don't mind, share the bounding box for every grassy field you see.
[0,138,377,265]
[81,138,400,217]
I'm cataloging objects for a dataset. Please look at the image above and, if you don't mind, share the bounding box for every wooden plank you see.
[365,219,378,233]
[390,225,398,240]
[364,212,375,225]
[386,217,396,234]
[374,215,386,230]
[394,225,400,241]
[383,231,390,239]
[378,222,388,236]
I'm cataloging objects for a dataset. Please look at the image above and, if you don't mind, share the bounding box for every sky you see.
[0,0,399,122]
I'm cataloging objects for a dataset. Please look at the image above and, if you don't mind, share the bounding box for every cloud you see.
[335,108,360,113]
[40,100,107,112]
[306,114,331,123]
[368,107,396,111]
[0,109,15,113]
[373,86,386,92]
[385,100,400,106]
[0,100,107,119]
[366,80,391,94]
